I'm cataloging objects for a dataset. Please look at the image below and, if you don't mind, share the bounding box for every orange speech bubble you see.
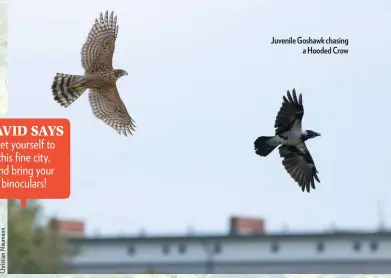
[0,118,70,208]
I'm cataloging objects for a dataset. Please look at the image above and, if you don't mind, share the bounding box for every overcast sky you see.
[7,0,391,236]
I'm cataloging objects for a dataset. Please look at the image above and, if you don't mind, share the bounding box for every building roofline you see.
[68,230,391,244]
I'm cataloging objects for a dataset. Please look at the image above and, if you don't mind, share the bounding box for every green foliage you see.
[8,200,70,274]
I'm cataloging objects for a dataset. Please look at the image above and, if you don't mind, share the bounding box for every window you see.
[213,243,222,254]
[128,246,136,256]
[178,243,187,254]
[316,241,325,253]
[370,241,379,252]
[162,244,170,255]
[271,242,279,253]
[67,245,81,256]
[353,241,361,252]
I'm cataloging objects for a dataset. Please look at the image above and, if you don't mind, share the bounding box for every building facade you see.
[64,231,391,274]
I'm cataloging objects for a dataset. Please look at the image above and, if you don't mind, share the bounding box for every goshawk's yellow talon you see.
[72,83,83,91]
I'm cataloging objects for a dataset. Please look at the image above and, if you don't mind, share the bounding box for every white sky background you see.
[7,0,391,235]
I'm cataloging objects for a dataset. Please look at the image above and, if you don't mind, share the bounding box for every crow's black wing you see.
[278,143,320,192]
[274,89,304,135]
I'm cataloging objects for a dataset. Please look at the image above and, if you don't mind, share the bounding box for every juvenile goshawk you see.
[51,11,136,136]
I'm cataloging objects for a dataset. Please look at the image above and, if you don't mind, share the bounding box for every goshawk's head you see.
[114,69,128,79]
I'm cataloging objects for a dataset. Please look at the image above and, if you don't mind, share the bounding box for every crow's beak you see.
[317,133,321,137]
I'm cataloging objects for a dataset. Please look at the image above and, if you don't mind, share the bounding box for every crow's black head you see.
[302,130,321,141]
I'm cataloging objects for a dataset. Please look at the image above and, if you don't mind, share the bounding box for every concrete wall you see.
[68,260,391,274]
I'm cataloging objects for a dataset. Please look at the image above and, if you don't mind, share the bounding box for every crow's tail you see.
[254,136,280,157]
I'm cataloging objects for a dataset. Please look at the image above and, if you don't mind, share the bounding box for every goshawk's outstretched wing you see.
[81,11,119,73]
[279,143,320,192]
[89,86,136,136]
[274,89,304,135]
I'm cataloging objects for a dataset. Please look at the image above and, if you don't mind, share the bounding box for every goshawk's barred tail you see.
[51,73,87,107]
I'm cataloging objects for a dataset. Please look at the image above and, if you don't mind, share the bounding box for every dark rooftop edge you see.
[68,230,391,243]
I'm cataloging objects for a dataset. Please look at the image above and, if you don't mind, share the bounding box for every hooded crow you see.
[254,89,321,192]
